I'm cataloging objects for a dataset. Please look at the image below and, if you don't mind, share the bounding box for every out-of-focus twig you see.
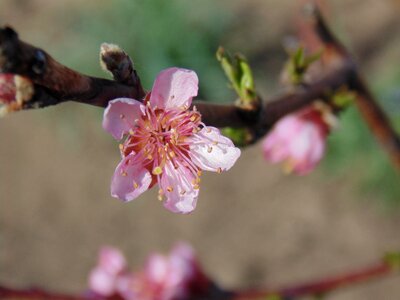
[233,259,397,299]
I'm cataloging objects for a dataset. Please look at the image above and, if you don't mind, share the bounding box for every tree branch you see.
[1,3,399,168]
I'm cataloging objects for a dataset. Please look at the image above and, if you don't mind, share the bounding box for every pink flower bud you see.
[262,105,333,175]
[0,74,17,105]
[0,73,34,116]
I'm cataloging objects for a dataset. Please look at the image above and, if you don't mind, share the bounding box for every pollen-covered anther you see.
[193,184,200,190]
[129,129,135,135]
[166,186,173,192]
[212,141,218,145]
[121,171,128,177]
[152,166,163,175]
[207,146,213,153]
[133,182,139,189]
[197,170,202,177]
[217,167,222,174]
[119,144,124,151]
[158,189,164,201]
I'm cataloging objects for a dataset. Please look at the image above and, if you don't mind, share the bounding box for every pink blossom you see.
[88,243,209,300]
[89,247,130,297]
[262,106,332,175]
[103,67,241,213]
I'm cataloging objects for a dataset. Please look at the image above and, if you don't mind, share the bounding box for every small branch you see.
[233,261,394,299]
[0,286,85,300]
[1,3,399,166]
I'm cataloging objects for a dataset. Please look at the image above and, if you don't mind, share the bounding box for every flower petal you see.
[98,247,127,275]
[103,98,145,140]
[189,127,241,172]
[89,267,116,296]
[149,67,198,110]
[160,162,199,214]
[111,154,152,202]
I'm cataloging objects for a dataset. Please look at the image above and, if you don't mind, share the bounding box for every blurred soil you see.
[1,0,400,299]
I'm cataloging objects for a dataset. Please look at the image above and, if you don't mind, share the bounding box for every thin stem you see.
[233,261,393,299]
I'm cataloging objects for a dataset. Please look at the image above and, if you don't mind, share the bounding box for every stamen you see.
[121,171,127,177]
[152,166,163,175]
[212,141,218,145]
[119,144,124,151]
[133,182,139,189]
[217,167,222,174]
[180,190,186,195]
[158,189,164,201]
[206,127,212,133]
[166,186,173,192]
[207,146,213,153]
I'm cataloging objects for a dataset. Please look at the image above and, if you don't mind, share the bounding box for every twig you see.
[233,261,394,299]
[0,286,85,300]
[1,4,399,166]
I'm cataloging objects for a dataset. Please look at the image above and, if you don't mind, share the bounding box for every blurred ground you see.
[1,0,400,299]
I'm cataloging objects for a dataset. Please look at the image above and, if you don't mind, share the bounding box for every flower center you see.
[119,103,203,199]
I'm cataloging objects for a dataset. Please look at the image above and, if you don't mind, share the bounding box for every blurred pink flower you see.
[262,105,332,175]
[103,67,240,214]
[89,243,209,300]
[89,247,130,297]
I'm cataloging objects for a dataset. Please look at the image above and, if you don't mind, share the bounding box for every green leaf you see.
[217,47,258,107]
[221,127,251,147]
[384,252,400,270]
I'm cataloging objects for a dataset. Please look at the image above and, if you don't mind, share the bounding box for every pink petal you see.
[103,98,145,140]
[89,267,116,296]
[98,247,127,275]
[111,154,152,202]
[149,68,198,110]
[160,162,199,214]
[189,127,241,172]
[145,254,169,284]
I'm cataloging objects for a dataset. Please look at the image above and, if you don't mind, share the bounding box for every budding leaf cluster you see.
[216,46,257,107]
[285,46,321,85]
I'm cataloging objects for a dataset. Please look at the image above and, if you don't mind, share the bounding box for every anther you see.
[206,128,212,133]
[121,171,127,177]
[217,167,222,174]
[207,146,213,153]
[167,186,173,192]
[119,144,124,151]
[133,182,139,189]
[152,166,163,175]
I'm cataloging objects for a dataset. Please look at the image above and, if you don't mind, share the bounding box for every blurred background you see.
[0,0,400,299]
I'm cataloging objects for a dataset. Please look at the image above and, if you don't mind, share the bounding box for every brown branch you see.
[1,3,399,167]
[233,261,395,299]
[0,286,85,300]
